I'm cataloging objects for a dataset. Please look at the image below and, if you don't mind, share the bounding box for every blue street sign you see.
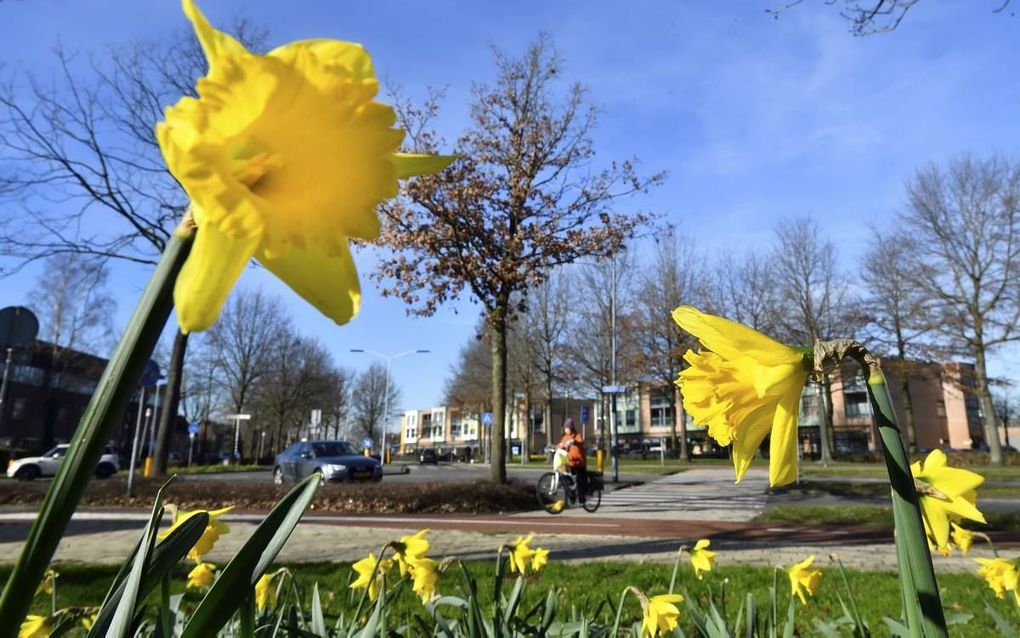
[362,437,374,449]
[140,360,161,387]
[481,412,493,426]
[188,422,200,435]
[580,405,590,425]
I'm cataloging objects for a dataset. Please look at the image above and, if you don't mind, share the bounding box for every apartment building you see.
[408,358,990,458]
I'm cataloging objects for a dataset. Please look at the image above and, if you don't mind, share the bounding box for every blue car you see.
[273,440,382,485]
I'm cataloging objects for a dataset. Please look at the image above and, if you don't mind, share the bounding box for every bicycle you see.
[536,450,603,514]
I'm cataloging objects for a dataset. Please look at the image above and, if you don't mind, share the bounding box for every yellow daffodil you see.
[788,555,823,605]
[532,547,550,572]
[81,612,98,631]
[975,557,1020,605]
[18,616,49,638]
[673,306,809,487]
[158,0,454,333]
[35,568,57,596]
[911,449,985,552]
[687,539,717,579]
[641,594,684,637]
[408,557,440,604]
[186,562,217,589]
[159,506,232,562]
[393,529,430,576]
[950,523,974,555]
[255,572,280,612]
[350,554,392,601]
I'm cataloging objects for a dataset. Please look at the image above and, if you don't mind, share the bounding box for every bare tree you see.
[444,320,493,411]
[375,36,663,481]
[860,231,936,451]
[351,362,402,448]
[898,155,1020,464]
[26,254,116,448]
[772,217,859,463]
[519,274,573,449]
[0,19,268,475]
[766,1,1010,36]
[252,334,334,458]
[206,289,287,459]
[632,228,707,460]
[322,366,357,441]
[713,250,784,336]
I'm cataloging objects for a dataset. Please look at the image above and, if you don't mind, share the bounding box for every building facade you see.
[405,358,990,459]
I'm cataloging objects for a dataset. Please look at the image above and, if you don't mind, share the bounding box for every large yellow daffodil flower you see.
[911,449,985,552]
[687,539,717,579]
[159,0,453,332]
[641,594,684,637]
[788,555,823,605]
[673,306,809,487]
[158,505,232,563]
[408,557,440,604]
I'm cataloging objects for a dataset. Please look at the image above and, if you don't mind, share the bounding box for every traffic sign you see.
[140,360,161,387]
[362,437,374,449]
[481,412,493,426]
[0,306,39,348]
[601,385,628,394]
[580,405,590,425]
[188,422,200,435]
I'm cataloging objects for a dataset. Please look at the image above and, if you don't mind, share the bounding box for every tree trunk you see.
[974,345,1003,465]
[153,330,189,476]
[489,311,508,483]
[899,374,917,453]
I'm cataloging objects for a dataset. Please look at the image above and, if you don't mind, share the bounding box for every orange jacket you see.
[558,433,587,468]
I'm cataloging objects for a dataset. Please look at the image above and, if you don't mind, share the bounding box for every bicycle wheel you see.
[581,485,602,512]
[536,472,568,515]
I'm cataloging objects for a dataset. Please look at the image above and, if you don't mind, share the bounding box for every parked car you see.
[7,444,119,480]
[419,448,438,464]
[273,440,382,484]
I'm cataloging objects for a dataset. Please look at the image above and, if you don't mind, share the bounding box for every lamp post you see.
[350,348,429,464]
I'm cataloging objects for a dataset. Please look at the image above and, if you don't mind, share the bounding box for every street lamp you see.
[350,348,429,464]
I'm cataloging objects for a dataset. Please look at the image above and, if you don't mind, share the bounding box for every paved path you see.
[1,466,1015,574]
[563,467,768,521]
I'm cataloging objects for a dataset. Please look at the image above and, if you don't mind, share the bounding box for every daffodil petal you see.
[672,306,804,366]
[181,0,248,71]
[768,375,806,487]
[256,242,360,325]
[269,39,376,83]
[731,403,774,482]
[391,153,458,179]
[174,222,259,333]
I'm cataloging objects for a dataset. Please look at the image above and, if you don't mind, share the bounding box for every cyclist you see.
[557,418,588,503]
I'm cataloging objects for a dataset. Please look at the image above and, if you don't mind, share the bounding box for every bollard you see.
[596,448,604,473]
[143,456,153,477]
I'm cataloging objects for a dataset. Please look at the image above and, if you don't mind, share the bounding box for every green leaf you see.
[984,602,1019,638]
[310,583,325,636]
[107,478,175,638]
[0,231,192,630]
[182,474,319,637]
[87,510,208,638]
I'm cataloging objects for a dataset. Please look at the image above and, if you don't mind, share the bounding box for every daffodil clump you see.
[506,534,550,575]
[641,593,684,637]
[160,0,454,333]
[673,306,810,487]
[348,529,442,604]
[910,449,986,554]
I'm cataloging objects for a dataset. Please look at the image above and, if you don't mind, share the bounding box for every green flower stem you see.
[869,370,946,637]
[239,593,255,638]
[893,500,922,638]
[0,229,192,634]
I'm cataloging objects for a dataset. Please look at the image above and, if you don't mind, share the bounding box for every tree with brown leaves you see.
[375,36,663,482]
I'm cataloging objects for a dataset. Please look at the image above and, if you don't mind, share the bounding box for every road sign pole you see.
[127,387,146,497]
[0,348,13,438]
[188,433,195,467]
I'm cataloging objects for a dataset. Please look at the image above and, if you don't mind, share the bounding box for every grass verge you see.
[760,504,1020,532]
[12,561,1015,635]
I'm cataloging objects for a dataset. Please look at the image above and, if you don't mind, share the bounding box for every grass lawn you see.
[760,504,1020,532]
[12,561,1015,635]
[800,461,1020,482]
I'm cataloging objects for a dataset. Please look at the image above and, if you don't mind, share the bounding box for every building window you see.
[650,390,673,427]
[936,402,946,417]
[12,398,26,420]
[844,391,871,418]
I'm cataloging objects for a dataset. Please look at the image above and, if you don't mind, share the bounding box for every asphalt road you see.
[176,463,654,487]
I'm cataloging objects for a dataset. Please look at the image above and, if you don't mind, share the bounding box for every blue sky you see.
[2,1,1019,419]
